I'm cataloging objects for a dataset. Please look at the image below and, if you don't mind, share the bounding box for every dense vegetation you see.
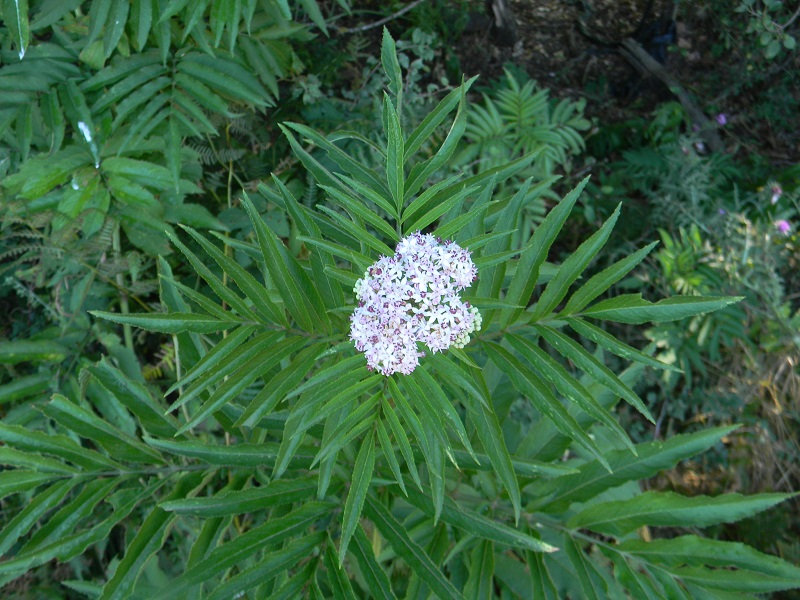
[0,1,798,597]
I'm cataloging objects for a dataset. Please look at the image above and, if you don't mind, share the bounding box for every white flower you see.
[349,232,480,375]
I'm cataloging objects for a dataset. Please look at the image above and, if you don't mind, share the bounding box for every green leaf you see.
[0,447,77,474]
[42,395,163,464]
[464,541,494,600]
[103,0,129,57]
[208,532,327,600]
[0,479,76,556]
[313,395,378,467]
[160,477,318,517]
[566,317,681,372]
[504,177,588,325]
[176,335,306,434]
[380,27,402,98]
[580,294,743,324]
[562,242,658,315]
[531,203,620,321]
[384,93,404,211]
[87,359,178,438]
[152,501,334,598]
[90,311,241,334]
[3,0,29,59]
[0,340,66,363]
[320,185,399,242]
[19,478,119,555]
[568,491,796,536]
[532,425,740,512]
[564,538,604,600]
[339,429,376,565]
[382,398,421,489]
[241,192,329,332]
[99,472,204,600]
[165,229,260,321]
[404,486,556,553]
[182,226,286,325]
[484,342,607,469]
[350,524,397,599]
[282,122,388,196]
[165,325,257,397]
[404,76,478,161]
[144,437,314,469]
[376,418,407,495]
[458,375,522,523]
[618,535,800,583]
[528,550,559,600]
[325,537,359,599]
[236,342,326,428]
[535,325,655,423]
[0,423,122,470]
[363,496,463,600]
[506,334,636,453]
[404,90,469,200]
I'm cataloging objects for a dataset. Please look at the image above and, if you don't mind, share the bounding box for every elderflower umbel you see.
[349,232,481,376]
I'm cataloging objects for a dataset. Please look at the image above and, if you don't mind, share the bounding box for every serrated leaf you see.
[382,398,421,489]
[380,27,401,98]
[339,429,375,565]
[0,424,122,470]
[384,93,404,211]
[566,317,681,372]
[208,532,327,600]
[464,541,494,600]
[561,242,658,315]
[618,535,800,583]
[580,294,743,324]
[180,225,286,325]
[236,342,325,428]
[0,340,66,363]
[144,438,314,469]
[99,472,204,600]
[532,425,740,512]
[151,501,333,598]
[90,311,241,333]
[503,177,588,325]
[568,491,796,536]
[535,325,655,423]
[484,342,608,469]
[160,477,318,517]
[241,192,328,332]
[3,0,30,59]
[350,524,396,599]
[0,479,76,556]
[87,358,178,438]
[404,486,555,553]
[458,374,522,523]
[42,395,163,464]
[404,76,478,160]
[564,537,604,600]
[363,496,463,600]
[176,335,306,434]
[19,478,119,555]
[506,333,636,454]
[531,203,620,321]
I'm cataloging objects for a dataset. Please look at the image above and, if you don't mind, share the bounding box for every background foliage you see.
[1,1,799,598]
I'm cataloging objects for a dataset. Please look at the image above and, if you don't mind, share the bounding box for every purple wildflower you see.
[715,113,727,126]
[775,220,791,235]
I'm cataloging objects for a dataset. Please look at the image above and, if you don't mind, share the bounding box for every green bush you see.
[1,20,798,597]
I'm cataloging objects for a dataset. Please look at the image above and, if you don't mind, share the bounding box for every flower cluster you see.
[350,232,481,376]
